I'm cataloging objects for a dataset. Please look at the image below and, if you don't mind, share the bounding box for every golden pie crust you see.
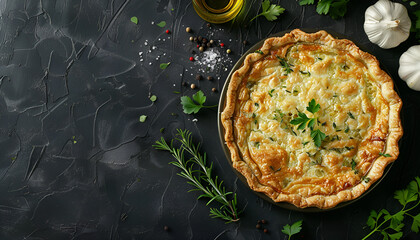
[221,29,403,209]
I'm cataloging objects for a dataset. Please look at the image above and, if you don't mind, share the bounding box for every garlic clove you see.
[398,45,420,91]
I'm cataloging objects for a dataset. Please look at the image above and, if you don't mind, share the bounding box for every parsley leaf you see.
[311,129,326,148]
[180,90,217,114]
[307,99,320,114]
[299,0,349,19]
[364,176,420,239]
[290,112,311,130]
[139,115,147,122]
[130,16,138,25]
[255,50,264,54]
[156,21,166,27]
[250,0,285,22]
[281,220,302,240]
[160,62,171,70]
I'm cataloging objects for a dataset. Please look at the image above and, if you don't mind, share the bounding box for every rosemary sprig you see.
[153,129,240,223]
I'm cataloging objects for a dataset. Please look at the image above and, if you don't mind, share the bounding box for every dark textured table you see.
[1,0,420,239]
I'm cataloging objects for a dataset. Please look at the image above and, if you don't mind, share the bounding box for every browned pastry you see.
[221,29,403,209]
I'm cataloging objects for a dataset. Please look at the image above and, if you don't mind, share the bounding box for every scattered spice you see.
[164,226,169,231]
[207,23,211,27]
[220,43,225,47]
[261,219,267,224]
[186,27,191,33]
[209,39,214,44]
[165,29,170,34]
[189,57,194,61]
[198,36,203,42]
[182,81,188,86]
[256,224,261,229]
[207,76,213,81]
[189,36,194,41]
[263,229,269,234]
[243,40,248,45]
[226,49,232,54]
[190,83,196,89]
[196,74,203,80]
[212,87,217,92]
[199,46,204,52]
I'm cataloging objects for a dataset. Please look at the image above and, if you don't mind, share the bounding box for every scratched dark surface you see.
[0,0,420,239]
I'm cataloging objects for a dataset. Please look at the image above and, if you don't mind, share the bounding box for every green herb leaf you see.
[250,0,285,22]
[150,95,157,102]
[299,0,315,5]
[348,112,355,119]
[156,21,166,27]
[160,62,171,70]
[180,90,217,114]
[300,0,349,19]
[139,115,147,122]
[411,213,420,233]
[153,129,240,223]
[255,50,264,54]
[290,112,310,130]
[379,152,392,157]
[130,16,138,24]
[311,129,326,148]
[411,1,417,6]
[307,99,320,114]
[278,57,294,74]
[281,220,303,239]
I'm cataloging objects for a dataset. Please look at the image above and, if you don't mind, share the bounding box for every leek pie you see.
[221,29,403,209]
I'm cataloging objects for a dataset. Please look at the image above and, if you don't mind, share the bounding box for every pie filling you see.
[222,30,402,208]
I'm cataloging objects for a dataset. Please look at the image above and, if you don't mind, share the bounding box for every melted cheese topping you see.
[233,43,388,197]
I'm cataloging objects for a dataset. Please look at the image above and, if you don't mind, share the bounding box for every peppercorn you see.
[207,23,211,27]
[257,220,262,224]
[220,43,225,47]
[261,219,267,224]
[243,40,248,45]
[193,37,198,42]
[201,43,206,48]
[165,29,170,34]
[186,27,191,33]
[202,38,208,44]
[263,229,268,234]
[199,46,204,52]
[212,87,217,92]
[190,83,196,89]
[198,36,203,42]
[196,44,200,48]
[164,226,169,231]
[226,49,232,54]
[196,74,203,80]
[207,76,213,81]
[256,224,261,229]
[182,81,188,86]
[207,43,212,48]
[209,39,214,44]
[191,50,196,54]
[189,57,194,61]
[189,36,194,41]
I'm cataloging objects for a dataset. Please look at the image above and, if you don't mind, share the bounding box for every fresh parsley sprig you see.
[250,0,285,22]
[282,220,303,240]
[363,177,420,239]
[181,90,217,114]
[290,99,326,147]
[278,57,294,74]
[153,129,240,223]
[299,0,349,19]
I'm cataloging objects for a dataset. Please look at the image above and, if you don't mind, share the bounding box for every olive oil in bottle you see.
[192,0,244,24]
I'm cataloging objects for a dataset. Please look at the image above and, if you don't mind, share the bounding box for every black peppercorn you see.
[207,43,212,48]
[261,219,267,224]
[256,224,261,229]
[207,76,213,81]
[164,226,169,231]
[202,38,208,44]
[243,40,248,45]
[207,23,211,27]
[212,87,217,92]
[193,37,198,42]
[198,36,203,42]
[182,81,188,86]
[196,74,203,80]
[263,229,268,234]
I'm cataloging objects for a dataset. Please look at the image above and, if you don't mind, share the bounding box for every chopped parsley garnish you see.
[348,112,355,119]
[150,95,157,102]
[156,21,166,27]
[160,62,171,70]
[255,50,264,54]
[269,166,281,172]
[277,56,294,74]
[379,152,392,157]
[268,89,275,97]
[139,115,147,122]
[299,70,311,76]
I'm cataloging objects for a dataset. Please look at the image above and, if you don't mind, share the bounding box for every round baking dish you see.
[217,29,397,212]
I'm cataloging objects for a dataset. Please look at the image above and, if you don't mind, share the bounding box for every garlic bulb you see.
[399,45,420,91]
[364,0,411,49]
